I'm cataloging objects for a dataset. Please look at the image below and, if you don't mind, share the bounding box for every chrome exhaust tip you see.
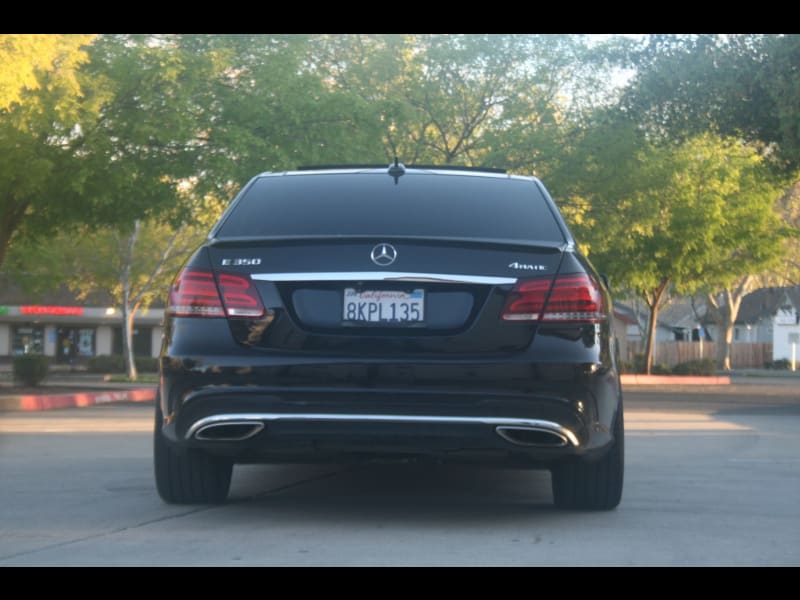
[495,425,570,447]
[194,421,265,441]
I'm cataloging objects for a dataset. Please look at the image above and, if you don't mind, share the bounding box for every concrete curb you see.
[621,374,731,385]
[0,388,156,412]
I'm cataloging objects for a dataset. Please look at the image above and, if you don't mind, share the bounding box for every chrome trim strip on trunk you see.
[185,413,579,446]
[251,272,517,285]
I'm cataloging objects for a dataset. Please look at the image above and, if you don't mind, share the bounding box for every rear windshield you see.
[216,172,565,243]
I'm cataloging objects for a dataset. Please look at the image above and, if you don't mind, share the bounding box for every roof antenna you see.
[387,156,405,185]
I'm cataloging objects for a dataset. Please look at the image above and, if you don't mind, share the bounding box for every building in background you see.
[0,276,163,363]
[735,286,800,362]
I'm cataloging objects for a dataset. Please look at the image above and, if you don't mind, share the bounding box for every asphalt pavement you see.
[0,382,798,566]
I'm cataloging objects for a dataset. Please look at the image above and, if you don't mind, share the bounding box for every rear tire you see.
[551,402,624,510]
[153,399,233,504]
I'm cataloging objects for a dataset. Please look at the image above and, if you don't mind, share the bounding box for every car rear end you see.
[154,166,624,509]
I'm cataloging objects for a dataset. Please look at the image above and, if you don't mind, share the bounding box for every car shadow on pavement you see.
[226,462,562,522]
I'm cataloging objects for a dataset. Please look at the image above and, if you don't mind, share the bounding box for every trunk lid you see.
[207,238,565,355]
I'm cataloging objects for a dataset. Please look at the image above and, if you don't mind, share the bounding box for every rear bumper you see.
[159,359,621,466]
[187,412,579,447]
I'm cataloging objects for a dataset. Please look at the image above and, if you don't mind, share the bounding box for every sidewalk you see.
[620,374,731,385]
[0,372,156,412]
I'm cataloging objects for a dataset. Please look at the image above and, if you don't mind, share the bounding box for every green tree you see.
[564,127,786,374]
[0,34,96,268]
[2,33,632,274]
[182,34,384,194]
[112,219,202,380]
[309,34,623,170]
[622,34,800,171]
[692,144,788,371]
[4,210,214,380]
[0,34,219,271]
[705,181,800,370]
[772,181,800,285]
[0,34,95,110]
[73,35,220,227]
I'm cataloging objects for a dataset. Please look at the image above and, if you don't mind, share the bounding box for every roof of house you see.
[657,298,713,330]
[613,296,715,333]
[612,302,639,326]
[737,286,800,324]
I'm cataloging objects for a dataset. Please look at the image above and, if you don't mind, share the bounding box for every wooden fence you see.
[623,341,772,369]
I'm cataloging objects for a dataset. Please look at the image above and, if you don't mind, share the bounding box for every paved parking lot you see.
[1,381,798,565]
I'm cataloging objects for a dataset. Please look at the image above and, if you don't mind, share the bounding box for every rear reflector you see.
[502,273,605,323]
[168,270,265,319]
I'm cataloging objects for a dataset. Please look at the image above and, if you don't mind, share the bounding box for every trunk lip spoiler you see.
[207,234,568,253]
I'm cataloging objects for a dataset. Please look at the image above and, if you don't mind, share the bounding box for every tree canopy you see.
[2,33,799,376]
[1,34,628,271]
[0,34,95,111]
[563,125,793,372]
[621,34,800,171]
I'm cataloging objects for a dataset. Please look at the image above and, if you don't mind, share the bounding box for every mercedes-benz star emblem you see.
[370,243,397,267]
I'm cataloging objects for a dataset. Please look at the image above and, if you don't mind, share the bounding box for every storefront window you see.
[77,328,95,357]
[112,326,152,357]
[56,327,96,363]
[12,325,44,355]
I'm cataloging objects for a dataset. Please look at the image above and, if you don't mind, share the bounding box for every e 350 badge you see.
[221,258,262,266]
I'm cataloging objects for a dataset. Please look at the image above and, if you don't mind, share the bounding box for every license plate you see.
[343,288,425,324]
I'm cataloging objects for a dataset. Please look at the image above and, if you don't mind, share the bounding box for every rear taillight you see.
[541,274,606,322]
[169,270,225,317]
[501,278,553,321]
[216,273,265,318]
[502,273,606,323]
[168,269,265,319]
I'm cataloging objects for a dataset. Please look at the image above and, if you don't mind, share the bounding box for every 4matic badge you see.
[508,261,547,271]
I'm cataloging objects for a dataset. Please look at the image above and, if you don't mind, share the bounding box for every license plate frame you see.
[342,288,425,326]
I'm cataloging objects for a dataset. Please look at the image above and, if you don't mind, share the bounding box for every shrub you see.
[88,354,125,373]
[672,358,716,376]
[88,354,158,374]
[620,354,665,374]
[136,356,159,373]
[771,358,791,370]
[651,363,672,375]
[13,354,50,387]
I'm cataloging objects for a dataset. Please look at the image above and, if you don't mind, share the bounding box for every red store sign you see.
[20,305,85,316]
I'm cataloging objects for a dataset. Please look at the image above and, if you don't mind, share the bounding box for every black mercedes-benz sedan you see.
[154,163,624,510]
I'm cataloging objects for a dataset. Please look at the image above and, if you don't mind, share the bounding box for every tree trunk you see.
[120,220,140,381]
[643,278,670,375]
[717,317,734,371]
[116,219,181,382]
[709,279,749,372]
[644,302,660,375]
[122,301,137,380]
